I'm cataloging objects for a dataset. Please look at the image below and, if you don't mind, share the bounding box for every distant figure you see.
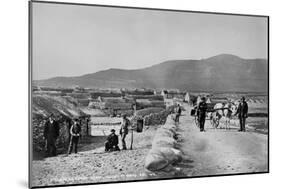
[174,104,182,123]
[120,115,130,150]
[44,114,60,157]
[235,97,248,132]
[105,129,120,152]
[197,97,208,132]
[68,118,81,154]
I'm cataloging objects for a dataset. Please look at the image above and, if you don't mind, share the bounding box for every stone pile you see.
[144,115,183,173]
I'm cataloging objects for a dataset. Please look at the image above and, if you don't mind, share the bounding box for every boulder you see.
[156,128,176,138]
[145,147,182,171]
[152,136,177,149]
[144,112,183,172]
[162,124,177,133]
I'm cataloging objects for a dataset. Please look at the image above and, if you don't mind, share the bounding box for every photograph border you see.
[28,1,270,188]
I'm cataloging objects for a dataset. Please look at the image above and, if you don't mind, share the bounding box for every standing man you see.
[236,97,248,132]
[175,103,182,124]
[197,97,208,132]
[68,118,81,154]
[44,114,60,157]
[119,115,130,150]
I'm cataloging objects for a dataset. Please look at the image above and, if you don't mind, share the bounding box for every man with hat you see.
[197,97,208,132]
[43,114,60,157]
[105,129,120,152]
[120,114,130,150]
[68,118,81,154]
[174,103,182,124]
[235,96,248,132]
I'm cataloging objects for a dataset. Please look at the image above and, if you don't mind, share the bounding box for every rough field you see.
[31,126,159,187]
[31,97,268,187]
[246,101,268,134]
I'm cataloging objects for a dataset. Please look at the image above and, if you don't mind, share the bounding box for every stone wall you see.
[32,114,89,153]
[32,114,70,152]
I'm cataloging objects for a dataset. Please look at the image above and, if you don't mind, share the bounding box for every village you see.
[24,1,270,187]
[31,85,268,187]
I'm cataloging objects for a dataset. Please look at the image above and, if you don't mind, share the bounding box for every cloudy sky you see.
[32,2,268,80]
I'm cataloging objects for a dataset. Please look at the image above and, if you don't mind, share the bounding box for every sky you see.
[32,2,268,80]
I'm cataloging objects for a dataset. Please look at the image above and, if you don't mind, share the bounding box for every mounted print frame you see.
[29,0,269,188]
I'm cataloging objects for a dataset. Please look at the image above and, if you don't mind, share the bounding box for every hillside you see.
[34,54,268,92]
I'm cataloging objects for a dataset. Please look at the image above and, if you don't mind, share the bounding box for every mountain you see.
[34,54,268,92]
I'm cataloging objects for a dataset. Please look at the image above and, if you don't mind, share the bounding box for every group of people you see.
[105,115,131,152]
[43,114,131,157]
[43,115,82,157]
[43,96,248,157]
[194,96,248,132]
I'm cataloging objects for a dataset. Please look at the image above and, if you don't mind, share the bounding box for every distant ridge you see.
[34,54,268,92]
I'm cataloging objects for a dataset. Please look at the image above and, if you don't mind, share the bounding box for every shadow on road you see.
[78,135,107,152]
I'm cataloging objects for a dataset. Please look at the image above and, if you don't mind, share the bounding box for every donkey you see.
[210,101,238,129]
[222,102,238,129]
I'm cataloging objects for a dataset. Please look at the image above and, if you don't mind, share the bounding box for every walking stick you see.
[130,106,137,150]
[130,128,133,150]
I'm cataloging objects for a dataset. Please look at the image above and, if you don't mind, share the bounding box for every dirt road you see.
[31,105,268,187]
[176,105,268,176]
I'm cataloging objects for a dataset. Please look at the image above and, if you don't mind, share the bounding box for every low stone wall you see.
[131,108,166,127]
[143,110,169,126]
[131,105,176,127]
[32,115,47,152]
[32,115,70,153]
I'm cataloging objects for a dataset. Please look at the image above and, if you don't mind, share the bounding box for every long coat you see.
[236,101,248,118]
[43,120,60,140]
[107,133,119,147]
[197,102,207,117]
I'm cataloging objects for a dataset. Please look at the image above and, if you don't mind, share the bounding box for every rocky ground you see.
[31,104,268,187]
[31,126,159,187]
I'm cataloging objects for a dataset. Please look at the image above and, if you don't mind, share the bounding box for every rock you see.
[145,147,182,172]
[152,136,177,149]
[144,114,183,173]
[145,150,169,171]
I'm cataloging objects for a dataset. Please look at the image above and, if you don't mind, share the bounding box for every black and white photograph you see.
[29,1,268,188]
